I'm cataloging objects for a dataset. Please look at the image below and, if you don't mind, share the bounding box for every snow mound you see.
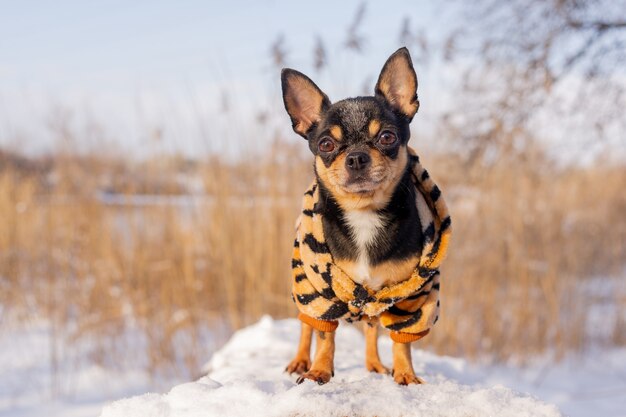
[100,317,562,417]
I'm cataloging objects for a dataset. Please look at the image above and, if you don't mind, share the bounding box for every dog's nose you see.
[345,152,371,171]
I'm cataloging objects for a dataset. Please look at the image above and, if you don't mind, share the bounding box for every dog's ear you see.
[375,47,419,121]
[281,69,331,138]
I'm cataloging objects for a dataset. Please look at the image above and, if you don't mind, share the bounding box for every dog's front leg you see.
[285,322,313,375]
[296,329,335,385]
[392,341,425,385]
[364,319,389,374]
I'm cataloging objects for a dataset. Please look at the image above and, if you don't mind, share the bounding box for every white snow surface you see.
[4,315,625,417]
[100,317,568,417]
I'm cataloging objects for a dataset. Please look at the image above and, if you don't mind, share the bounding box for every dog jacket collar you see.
[292,148,451,343]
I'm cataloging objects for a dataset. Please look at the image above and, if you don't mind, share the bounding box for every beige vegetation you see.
[2,0,625,386]
[1,134,624,377]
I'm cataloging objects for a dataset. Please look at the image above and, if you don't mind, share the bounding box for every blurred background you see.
[1,0,625,414]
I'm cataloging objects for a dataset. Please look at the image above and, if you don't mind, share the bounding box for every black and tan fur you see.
[281,48,451,385]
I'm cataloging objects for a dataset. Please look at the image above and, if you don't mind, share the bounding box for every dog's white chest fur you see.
[343,209,387,290]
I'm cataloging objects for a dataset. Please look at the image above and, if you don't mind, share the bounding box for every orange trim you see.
[390,329,430,344]
[298,313,338,332]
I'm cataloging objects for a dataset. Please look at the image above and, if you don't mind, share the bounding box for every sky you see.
[0,0,454,156]
[1,1,623,163]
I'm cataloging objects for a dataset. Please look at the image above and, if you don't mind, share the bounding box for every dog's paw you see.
[296,369,333,385]
[365,360,390,375]
[285,357,311,375]
[393,371,426,385]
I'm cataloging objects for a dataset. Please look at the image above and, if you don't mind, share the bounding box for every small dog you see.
[281,47,451,385]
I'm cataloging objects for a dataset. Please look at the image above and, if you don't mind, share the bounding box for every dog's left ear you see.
[375,47,419,121]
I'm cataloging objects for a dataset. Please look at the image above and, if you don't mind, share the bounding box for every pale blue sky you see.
[2,1,621,162]
[1,1,444,87]
[0,1,457,155]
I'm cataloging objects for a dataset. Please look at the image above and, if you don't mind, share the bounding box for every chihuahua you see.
[281,47,450,385]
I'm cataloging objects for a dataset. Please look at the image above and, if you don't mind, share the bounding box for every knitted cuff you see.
[298,312,338,332]
[390,329,430,344]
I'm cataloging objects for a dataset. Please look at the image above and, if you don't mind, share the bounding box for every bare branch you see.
[313,37,327,72]
[270,34,288,68]
[345,2,367,53]
[567,19,626,31]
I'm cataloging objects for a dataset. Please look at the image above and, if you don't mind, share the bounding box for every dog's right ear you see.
[281,69,331,138]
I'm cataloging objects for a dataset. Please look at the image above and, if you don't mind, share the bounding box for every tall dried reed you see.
[2,139,624,379]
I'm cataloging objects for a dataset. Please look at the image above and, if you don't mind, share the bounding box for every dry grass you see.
[1,139,625,379]
[426,151,626,361]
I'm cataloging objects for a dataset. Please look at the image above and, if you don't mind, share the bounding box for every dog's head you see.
[281,47,419,210]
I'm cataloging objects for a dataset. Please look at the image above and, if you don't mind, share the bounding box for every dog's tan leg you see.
[364,319,389,374]
[296,330,335,385]
[285,322,313,375]
[392,341,425,385]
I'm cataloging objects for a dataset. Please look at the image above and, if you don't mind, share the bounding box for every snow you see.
[0,319,182,417]
[100,317,568,417]
[4,316,626,417]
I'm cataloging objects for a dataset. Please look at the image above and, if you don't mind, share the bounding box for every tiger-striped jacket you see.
[291,149,451,343]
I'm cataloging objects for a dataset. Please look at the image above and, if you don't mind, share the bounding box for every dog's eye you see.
[378,131,397,145]
[318,138,335,153]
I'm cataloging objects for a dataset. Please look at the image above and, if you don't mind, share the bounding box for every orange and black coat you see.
[291,149,451,343]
